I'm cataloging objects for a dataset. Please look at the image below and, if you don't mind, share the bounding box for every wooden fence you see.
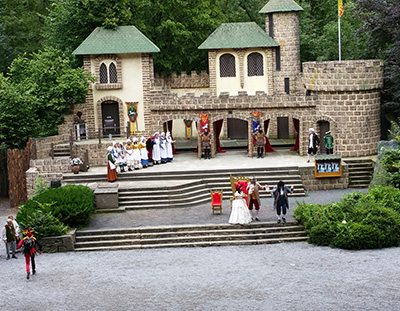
[7,139,33,207]
[0,148,8,197]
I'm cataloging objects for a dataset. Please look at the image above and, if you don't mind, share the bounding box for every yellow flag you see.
[338,0,344,18]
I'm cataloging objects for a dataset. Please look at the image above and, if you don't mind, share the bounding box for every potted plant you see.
[70,157,83,174]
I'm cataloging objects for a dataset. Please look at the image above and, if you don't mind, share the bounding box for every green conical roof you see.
[73,26,160,55]
[259,0,303,14]
[198,22,278,50]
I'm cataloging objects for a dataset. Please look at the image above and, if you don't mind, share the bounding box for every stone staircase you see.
[53,144,71,157]
[345,159,374,188]
[74,222,308,252]
[63,166,306,211]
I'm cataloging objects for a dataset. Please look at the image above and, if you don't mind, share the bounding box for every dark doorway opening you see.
[228,118,248,139]
[318,121,330,154]
[277,117,289,139]
[102,101,120,136]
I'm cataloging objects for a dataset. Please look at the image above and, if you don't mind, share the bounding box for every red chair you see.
[210,190,223,214]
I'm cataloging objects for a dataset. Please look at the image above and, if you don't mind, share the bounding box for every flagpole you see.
[338,16,341,63]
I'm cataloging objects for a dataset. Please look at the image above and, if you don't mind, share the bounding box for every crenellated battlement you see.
[154,70,210,89]
[302,59,383,92]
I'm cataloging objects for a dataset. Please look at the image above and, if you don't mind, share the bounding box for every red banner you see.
[199,113,209,133]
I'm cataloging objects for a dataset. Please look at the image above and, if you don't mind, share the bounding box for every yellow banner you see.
[338,0,344,18]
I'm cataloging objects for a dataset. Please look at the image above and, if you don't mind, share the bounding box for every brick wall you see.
[154,71,210,89]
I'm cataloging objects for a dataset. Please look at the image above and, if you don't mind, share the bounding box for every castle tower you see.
[259,0,303,95]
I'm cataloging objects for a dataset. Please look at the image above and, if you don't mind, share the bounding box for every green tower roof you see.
[259,0,303,14]
[198,22,278,50]
[72,26,160,55]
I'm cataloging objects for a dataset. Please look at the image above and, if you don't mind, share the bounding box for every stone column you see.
[208,50,217,96]
[235,49,245,89]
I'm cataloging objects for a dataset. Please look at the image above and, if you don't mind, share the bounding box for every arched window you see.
[247,53,264,76]
[109,63,118,83]
[219,54,236,77]
[99,63,108,84]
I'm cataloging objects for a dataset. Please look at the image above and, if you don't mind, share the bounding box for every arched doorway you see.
[227,118,248,139]
[101,101,120,136]
[318,120,330,154]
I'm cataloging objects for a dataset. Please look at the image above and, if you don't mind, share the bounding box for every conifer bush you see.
[16,185,95,237]
[294,186,400,250]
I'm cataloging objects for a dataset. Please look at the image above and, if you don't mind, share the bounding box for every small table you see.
[314,154,342,178]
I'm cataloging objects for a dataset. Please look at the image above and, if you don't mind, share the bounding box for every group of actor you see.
[106,131,176,182]
[229,178,294,225]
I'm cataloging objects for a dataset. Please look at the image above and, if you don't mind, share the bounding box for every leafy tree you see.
[356,0,400,120]
[0,75,39,149]
[0,0,50,73]
[4,47,94,142]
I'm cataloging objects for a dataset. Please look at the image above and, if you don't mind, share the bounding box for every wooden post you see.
[69,129,74,158]
[248,117,253,158]
[98,128,102,144]
[50,143,54,160]
[85,149,89,168]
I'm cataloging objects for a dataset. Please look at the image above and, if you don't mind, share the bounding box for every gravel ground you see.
[0,243,399,311]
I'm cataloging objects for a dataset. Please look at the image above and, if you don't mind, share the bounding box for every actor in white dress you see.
[152,132,161,164]
[125,139,134,171]
[160,132,168,163]
[229,186,252,225]
[139,136,149,168]
[166,131,175,162]
[132,137,142,169]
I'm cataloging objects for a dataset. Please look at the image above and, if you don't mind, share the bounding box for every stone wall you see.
[299,164,349,191]
[39,229,76,253]
[154,71,210,89]
[26,167,63,199]
[33,134,70,159]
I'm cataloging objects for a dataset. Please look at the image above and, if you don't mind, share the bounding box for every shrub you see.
[16,202,68,239]
[16,185,95,238]
[294,186,400,250]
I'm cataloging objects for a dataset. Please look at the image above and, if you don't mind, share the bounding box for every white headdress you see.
[309,128,315,132]
[126,138,131,143]
[132,137,138,143]
[107,146,113,152]
[140,136,146,142]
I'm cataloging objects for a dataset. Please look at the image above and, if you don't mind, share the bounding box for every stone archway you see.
[96,96,125,134]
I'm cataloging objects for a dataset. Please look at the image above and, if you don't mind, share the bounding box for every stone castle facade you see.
[53,0,383,159]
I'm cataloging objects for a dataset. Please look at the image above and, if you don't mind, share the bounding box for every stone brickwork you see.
[40,229,76,253]
[266,12,302,95]
[26,167,63,198]
[154,71,209,89]
[33,135,70,159]
[299,164,349,191]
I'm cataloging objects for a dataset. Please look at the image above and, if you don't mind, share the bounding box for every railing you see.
[70,122,132,144]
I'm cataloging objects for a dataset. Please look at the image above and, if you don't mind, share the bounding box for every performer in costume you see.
[229,185,252,225]
[165,131,175,162]
[152,132,161,164]
[160,132,168,163]
[125,139,134,171]
[271,181,294,223]
[2,218,18,259]
[324,130,334,154]
[107,146,117,182]
[18,228,42,280]
[139,136,149,168]
[307,128,320,162]
[132,137,142,169]
[253,126,266,158]
[117,142,127,172]
[246,177,267,221]
[146,136,155,166]
[201,125,212,159]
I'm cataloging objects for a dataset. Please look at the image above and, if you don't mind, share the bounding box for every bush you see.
[16,185,95,238]
[16,202,68,239]
[294,186,400,250]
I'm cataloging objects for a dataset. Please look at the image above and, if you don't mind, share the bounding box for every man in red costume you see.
[246,178,267,221]
[18,228,42,280]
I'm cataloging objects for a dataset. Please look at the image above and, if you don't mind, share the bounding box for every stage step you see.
[74,222,308,251]
[345,159,374,188]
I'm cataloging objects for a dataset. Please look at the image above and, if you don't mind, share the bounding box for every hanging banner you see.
[251,111,262,133]
[199,113,209,133]
[338,0,344,18]
[183,119,193,139]
[126,102,138,123]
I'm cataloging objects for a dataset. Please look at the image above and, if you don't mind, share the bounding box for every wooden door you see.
[102,101,120,136]
[277,117,289,139]
[227,119,248,139]
[318,121,330,153]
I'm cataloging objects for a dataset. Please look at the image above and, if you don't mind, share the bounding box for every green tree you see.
[0,0,50,73]
[0,75,39,149]
[6,47,94,139]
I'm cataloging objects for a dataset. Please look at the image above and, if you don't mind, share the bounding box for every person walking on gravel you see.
[271,181,294,224]
[18,228,42,280]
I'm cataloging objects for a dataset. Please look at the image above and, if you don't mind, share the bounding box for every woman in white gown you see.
[229,185,252,225]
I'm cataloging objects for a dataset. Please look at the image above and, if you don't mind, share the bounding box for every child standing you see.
[18,229,42,280]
